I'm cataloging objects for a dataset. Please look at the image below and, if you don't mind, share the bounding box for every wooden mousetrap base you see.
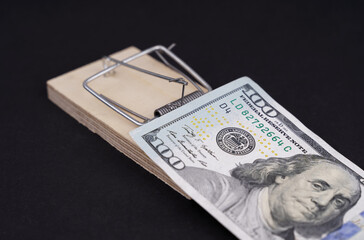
[46,46,208,199]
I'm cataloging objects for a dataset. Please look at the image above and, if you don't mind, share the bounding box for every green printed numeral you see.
[272,136,280,141]
[266,132,275,137]
[233,106,292,152]
[252,119,260,124]
[242,110,249,116]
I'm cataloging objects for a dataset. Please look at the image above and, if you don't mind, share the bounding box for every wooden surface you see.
[46,46,207,199]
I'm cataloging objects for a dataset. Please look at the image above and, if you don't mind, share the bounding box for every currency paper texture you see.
[131,77,364,240]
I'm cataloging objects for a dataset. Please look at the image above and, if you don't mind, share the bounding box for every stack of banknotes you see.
[131,77,364,240]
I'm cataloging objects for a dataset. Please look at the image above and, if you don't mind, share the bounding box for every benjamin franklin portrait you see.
[179,154,361,240]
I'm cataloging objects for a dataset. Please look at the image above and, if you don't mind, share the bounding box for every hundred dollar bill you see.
[130,77,364,240]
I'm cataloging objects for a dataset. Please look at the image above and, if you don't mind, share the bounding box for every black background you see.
[1,1,364,239]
